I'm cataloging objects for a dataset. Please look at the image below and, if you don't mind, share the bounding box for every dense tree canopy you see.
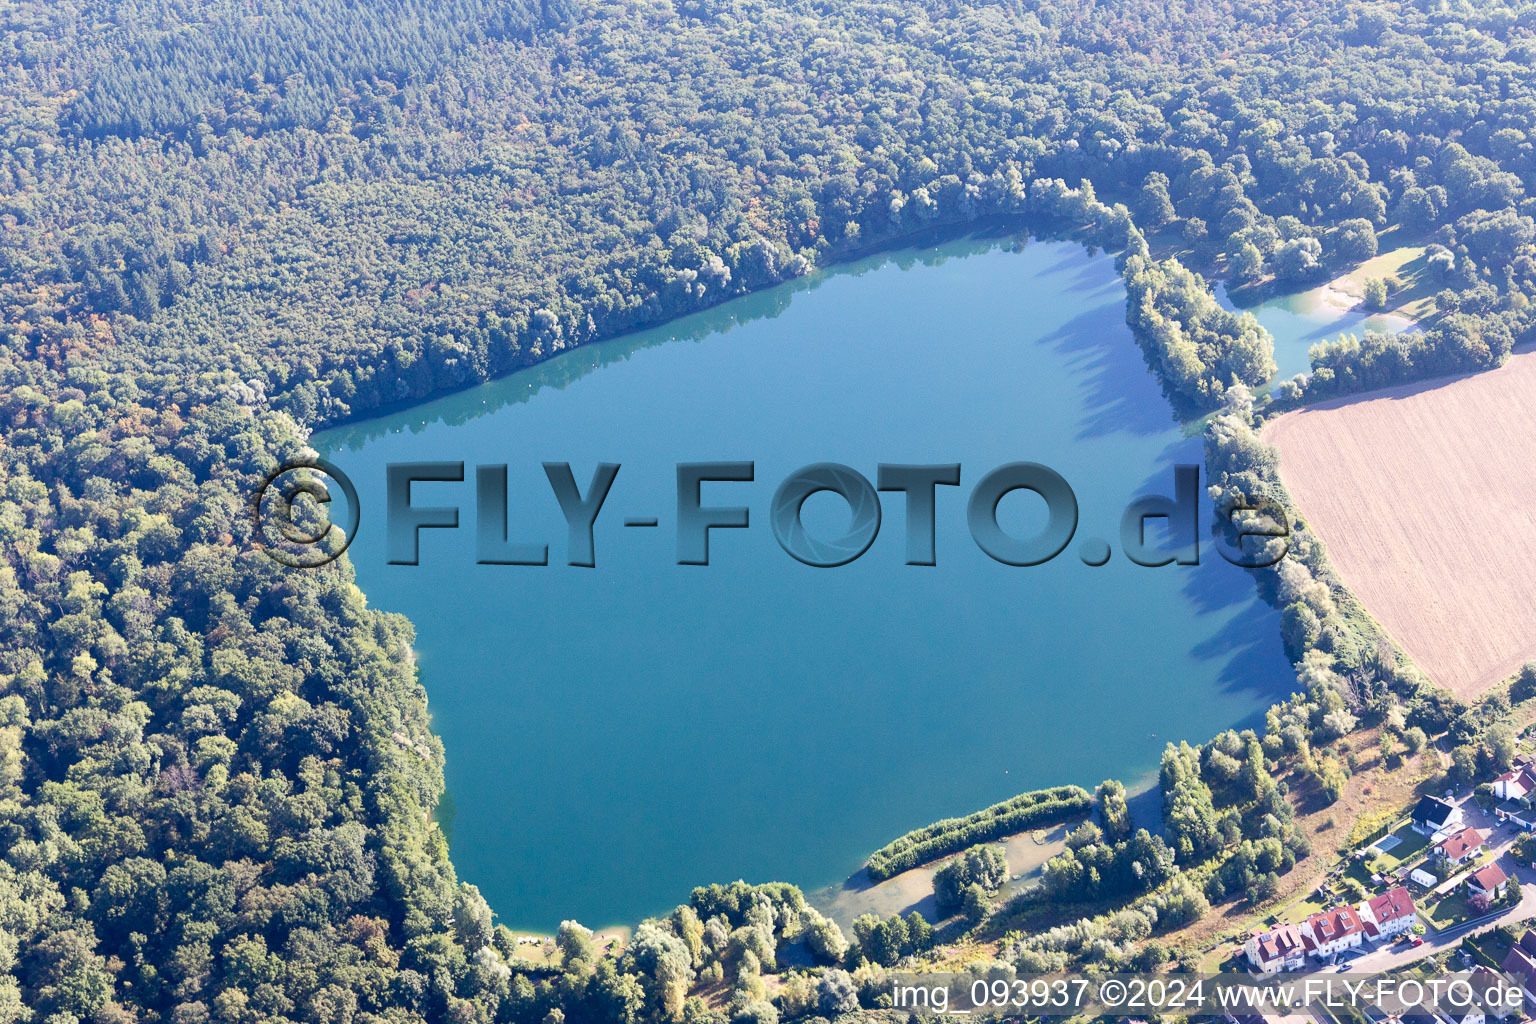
[3,0,1535,1018]
[7,0,1536,426]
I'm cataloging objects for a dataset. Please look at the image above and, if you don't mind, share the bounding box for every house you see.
[1438,1005,1487,1024]
[1413,796,1464,837]
[1501,931,1536,997]
[1448,965,1506,1024]
[1359,886,1417,940]
[1244,923,1306,974]
[1437,827,1488,866]
[1467,862,1510,900]
[1494,763,1536,803]
[1443,976,1492,1024]
[1302,904,1367,959]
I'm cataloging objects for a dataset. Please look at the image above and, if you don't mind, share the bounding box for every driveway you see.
[1329,824,1536,974]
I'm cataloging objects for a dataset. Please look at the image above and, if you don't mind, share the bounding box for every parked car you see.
[1410,936,1425,948]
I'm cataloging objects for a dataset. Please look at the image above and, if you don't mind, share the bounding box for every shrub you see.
[1363,277,1389,309]
[933,846,1009,913]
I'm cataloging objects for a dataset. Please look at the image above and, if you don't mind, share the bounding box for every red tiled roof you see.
[1520,929,1536,956]
[1499,765,1536,795]
[1303,904,1365,949]
[1469,862,1509,892]
[1438,827,1487,861]
[1364,886,1416,929]
[1252,923,1303,962]
[1462,964,1509,1018]
[1470,965,1503,995]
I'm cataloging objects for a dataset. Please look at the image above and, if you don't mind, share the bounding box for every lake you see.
[313,237,1296,931]
[1216,281,1418,381]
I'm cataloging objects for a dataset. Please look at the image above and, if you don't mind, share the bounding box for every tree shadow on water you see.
[1182,565,1295,704]
[1038,304,1178,442]
[1120,435,1280,619]
[1121,438,1296,705]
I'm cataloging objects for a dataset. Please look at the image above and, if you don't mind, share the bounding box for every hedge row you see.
[865,785,1092,880]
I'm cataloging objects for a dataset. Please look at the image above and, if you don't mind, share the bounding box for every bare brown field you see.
[1263,351,1536,699]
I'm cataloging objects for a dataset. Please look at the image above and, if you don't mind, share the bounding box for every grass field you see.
[1323,243,1438,323]
[1424,891,1482,930]
[1264,351,1536,698]
[1465,928,1513,967]
[1276,891,1330,926]
[1371,828,1429,873]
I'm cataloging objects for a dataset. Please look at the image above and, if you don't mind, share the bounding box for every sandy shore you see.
[805,821,1080,929]
[1312,280,1418,331]
[806,776,1165,929]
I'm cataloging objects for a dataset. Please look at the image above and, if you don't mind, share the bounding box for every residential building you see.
[1451,965,1506,1024]
[1467,862,1510,900]
[1412,796,1464,837]
[1501,931,1536,998]
[1494,805,1536,833]
[1302,904,1366,959]
[1359,886,1417,940]
[1244,923,1306,974]
[1494,763,1536,803]
[1436,827,1488,866]
[1438,1006,1486,1024]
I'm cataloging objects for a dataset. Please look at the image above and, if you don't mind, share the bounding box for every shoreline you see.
[326,231,1423,942]
[1315,281,1420,331]
[306,212,1057,439]
[804,769,1166,931]
[334,225,1316,937]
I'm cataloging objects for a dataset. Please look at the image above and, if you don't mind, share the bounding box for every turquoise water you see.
[1215,282,1418,381]
[314,238,1294,930]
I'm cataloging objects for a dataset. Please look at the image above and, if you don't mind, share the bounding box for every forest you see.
[4,0,1536,1020]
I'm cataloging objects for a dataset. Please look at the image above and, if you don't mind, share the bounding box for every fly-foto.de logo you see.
[251,460,1290,570]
